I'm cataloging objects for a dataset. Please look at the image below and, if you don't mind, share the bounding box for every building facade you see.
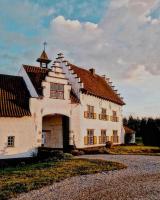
[0,51,125,159]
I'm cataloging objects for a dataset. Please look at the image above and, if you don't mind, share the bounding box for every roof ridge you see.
[69,63,105,78]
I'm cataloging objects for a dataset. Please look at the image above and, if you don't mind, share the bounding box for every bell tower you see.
[37,42,51,68]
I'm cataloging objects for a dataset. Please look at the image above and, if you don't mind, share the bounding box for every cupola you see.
[36,42,51,68]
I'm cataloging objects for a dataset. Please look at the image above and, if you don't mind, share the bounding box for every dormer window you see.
[50,83,64,99]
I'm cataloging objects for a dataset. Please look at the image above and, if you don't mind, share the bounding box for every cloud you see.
[124,65,151,82]
[46,0,160,79]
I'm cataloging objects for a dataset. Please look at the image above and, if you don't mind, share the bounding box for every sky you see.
[0,0,160,118]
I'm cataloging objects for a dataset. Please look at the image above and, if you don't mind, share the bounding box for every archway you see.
[42,114,70,151]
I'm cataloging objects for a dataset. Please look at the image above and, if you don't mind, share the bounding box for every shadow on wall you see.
[0,148,37,159]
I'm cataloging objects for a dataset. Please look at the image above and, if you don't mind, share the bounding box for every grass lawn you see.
[0,158,126,200]
[107,145,160,155]
[82,145,160,156]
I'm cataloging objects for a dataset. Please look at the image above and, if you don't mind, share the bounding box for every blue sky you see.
[0,0,109,74]
[0,0,160,118]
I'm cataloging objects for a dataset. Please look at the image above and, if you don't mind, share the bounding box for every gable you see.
[0,74,31,117]
[23,65,79,104]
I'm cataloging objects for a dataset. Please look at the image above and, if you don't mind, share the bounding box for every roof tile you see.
[0,74,31,117]
[69,63,125,105]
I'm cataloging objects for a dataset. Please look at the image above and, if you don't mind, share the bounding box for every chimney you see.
[89,68,95,75]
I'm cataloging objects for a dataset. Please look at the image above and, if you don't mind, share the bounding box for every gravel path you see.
[13,155,160,200]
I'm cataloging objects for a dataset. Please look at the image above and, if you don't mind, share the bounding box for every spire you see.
[36,42,51,68]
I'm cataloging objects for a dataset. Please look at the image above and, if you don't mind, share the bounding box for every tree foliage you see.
[123,116,160,146]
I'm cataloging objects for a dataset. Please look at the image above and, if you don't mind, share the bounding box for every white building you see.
[0,51,125,159]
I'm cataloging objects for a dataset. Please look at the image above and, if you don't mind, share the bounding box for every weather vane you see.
[43,41,47,51]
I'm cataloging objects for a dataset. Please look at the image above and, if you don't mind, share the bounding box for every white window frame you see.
[7,136,15,147]
[50,83,64,99]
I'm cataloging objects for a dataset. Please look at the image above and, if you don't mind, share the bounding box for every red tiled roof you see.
[124,126,135,134]
[0,74,31,117]
[69,63,125,105]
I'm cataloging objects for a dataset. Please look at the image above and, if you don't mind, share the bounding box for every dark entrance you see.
[62,116,70,152]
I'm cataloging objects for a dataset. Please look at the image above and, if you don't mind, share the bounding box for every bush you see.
[0,161,9,169]
[82,147,110,155]
[37,148,64,161]
[105,141,113,149]
[71,150,85,156]
[63,153,73,160]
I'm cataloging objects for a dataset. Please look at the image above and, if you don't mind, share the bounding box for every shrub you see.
[63,153,73,160]
[37,148,64,161]
[71,150,85,156]
[105,141,113,148]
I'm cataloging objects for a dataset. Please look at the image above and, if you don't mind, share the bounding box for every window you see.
[99,108,109,120]
[111,111,119,122]
[113,111,117,117]
[84,105,96,119]
[112,130,119,143]
[7,136,15,147]
[50,83,64,99]
[101,130,107,144]
[87,105,94,113]
[102,108,106,115]
[87,129,94,145]
[99,130,109,144]
[84,129,97,145]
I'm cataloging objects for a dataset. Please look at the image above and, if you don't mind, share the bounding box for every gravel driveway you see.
[13,155,160,200]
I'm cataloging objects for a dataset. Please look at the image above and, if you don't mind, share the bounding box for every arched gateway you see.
[42,114,70,152]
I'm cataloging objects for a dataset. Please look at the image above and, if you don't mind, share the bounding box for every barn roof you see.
[0,74,31,117]
[124,126,135,134]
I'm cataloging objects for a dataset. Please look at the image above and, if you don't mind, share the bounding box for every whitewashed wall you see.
[0,116,36,159]
[77,93,124,148]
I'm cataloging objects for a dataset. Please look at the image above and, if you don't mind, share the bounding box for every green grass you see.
[82,145,160,156]
[0,159,126,200]
[107,145,160,155]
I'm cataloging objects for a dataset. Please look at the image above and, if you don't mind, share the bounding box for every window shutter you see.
[84,136,88,145]
[111,136,113,142]
[84,111,88,118]
[94,113,97,119]
[117,136,119,143]
[99,114,102,120]
[99,136,102,144]
[93,136,97,144]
